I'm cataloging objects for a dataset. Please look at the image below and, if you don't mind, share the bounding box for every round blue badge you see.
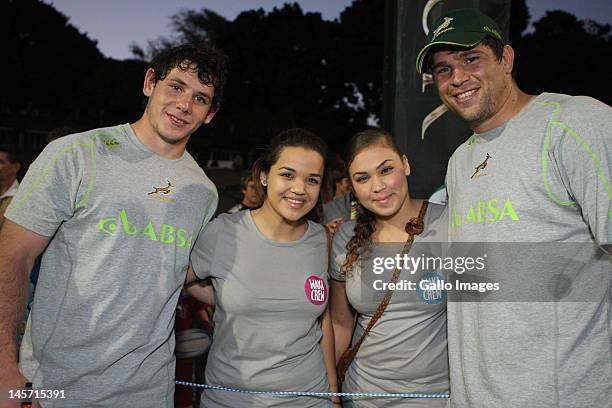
[416,272,447,304]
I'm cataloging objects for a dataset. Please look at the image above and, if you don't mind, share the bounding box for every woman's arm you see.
[329,279,356,364]
[320,306,341,405]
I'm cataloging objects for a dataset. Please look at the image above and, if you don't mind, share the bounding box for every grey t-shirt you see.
[445,93,612,407]
[330,203,449,407]
[323,192,352,223]
[191,210,331,407]
[8,124,218,407]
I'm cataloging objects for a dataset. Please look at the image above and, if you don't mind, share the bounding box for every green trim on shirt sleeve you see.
[539,101,612,220]
[7,142,94,215]
[76,142,96,209]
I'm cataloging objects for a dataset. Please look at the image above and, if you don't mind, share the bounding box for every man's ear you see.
[202,103,219,125]
[143,68,156,97]
[501,45,515,75]
[402,155,411,177]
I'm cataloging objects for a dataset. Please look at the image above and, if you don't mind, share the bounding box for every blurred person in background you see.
[227,172,262,213]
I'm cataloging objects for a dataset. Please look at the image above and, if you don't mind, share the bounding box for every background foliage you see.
[2,0,610,162]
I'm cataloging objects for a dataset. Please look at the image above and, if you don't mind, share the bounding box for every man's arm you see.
[184,261,198,286]
[0,221,50,392]
[551,98,612,249]
[185,262,215,306]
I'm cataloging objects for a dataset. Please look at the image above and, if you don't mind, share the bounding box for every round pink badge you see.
[304,276,328,305]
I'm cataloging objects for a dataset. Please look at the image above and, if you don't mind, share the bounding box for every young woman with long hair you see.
[330,129,449,407]
[187,128,338,407]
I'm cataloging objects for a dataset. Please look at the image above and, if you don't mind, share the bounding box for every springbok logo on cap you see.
[432,17,454,38]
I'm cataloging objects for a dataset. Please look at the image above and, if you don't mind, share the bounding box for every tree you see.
[509,0,530,45]
[517,10,612,105]
[1,0,149,165]
[133,1,386,153]
[0,0,104,116]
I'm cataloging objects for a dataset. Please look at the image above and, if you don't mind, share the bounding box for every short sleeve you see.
[323,197,348,224]
[201,193,218,232]
[190,216,221,279]
[552,97,612,245]
[6,137,89,237]
[329,221,355,282]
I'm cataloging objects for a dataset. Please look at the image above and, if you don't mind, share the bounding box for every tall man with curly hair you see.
[0,43,228,407]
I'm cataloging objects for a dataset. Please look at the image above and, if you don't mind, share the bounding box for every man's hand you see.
[0,366,28,408]
[186,280,215,306]
[0,220,49,408]
[325,218,345,236]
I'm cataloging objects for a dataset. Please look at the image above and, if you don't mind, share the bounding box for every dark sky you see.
[45,0,612,60]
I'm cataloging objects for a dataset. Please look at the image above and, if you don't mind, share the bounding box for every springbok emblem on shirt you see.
[148,181,173,195]
[471,153,492,179]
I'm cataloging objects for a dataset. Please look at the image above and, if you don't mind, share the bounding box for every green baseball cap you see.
[415,8,504,74]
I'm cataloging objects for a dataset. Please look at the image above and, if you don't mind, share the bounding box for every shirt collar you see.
[0,179,19,199]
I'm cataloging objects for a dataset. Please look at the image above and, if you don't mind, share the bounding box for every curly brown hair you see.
[341,129,403,277]
[149,42,229,111]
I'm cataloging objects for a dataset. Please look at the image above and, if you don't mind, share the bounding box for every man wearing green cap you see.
[416,8,611,408]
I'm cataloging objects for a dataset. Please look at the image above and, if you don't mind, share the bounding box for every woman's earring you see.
[261,179,267,187]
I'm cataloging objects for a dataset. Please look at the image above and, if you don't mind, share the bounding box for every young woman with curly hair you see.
[329,129,449,407]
